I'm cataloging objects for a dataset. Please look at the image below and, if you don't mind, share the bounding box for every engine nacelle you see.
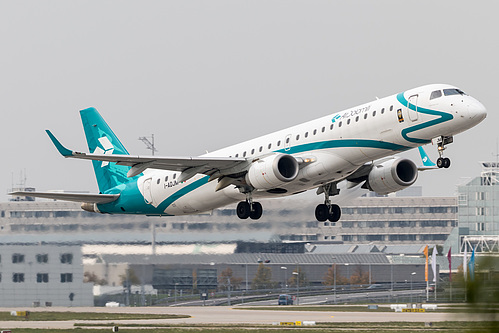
[367,158,418,195]
[246,154,299,190]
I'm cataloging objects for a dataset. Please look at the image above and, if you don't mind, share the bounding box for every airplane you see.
[11,84,486,222]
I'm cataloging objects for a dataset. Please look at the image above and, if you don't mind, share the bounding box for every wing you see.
[46,130,249,182]
[8,191,119,204]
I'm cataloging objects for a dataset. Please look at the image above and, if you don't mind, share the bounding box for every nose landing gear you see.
[436,136,453,169]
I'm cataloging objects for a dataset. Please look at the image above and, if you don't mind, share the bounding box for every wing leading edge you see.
[8,191,119,204]
[46,130,249,181]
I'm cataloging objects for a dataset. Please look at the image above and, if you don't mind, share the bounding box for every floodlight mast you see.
[138,134,157,155]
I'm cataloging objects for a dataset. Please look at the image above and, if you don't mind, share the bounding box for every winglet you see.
[45,130,73,157]
[418,146,437,170]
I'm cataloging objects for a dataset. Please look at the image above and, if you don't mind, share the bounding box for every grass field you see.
[0,321,496,333]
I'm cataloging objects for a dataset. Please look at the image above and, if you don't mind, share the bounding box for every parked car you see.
[278,294,294,305]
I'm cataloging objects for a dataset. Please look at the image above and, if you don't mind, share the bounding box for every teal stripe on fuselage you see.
[275,139,410,155]
[396,93,453,144]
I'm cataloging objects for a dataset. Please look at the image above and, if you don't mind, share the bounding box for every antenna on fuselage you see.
[138,134,158,156]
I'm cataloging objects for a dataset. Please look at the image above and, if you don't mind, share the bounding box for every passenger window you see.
[286,137,290,144]
[165,176,168,182]
[268,144,271,149]
[259,146,263,152]
[390,105,393,111]
[235,154,239,157]
[347,119,351,125]
[251,149,255,155]
[243,151,247,157]
[339,121,342,127]
[157,179,160,184]
[430,90,442,100]
[313,129,317,135]
[330,124,334,130]
[355,116,359,122]
[322,126,325,132]
[381,108,385,114]
[364,114,368,120]
[296,135,300,140]
[372,111,376,117]
[305,132,309,138]
[277,140,281,146]
[173,173,176,179]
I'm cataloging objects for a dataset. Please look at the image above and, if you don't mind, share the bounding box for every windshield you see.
[443,88,466,96]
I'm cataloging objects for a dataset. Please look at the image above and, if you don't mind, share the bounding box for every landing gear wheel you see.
[315,204,329,222]
[237,201,251,219]
[250,202,263,220]
[437,157,451,169]
[328,204,341,223]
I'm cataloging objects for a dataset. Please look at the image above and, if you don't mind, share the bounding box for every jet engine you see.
[245,153,299,190]
[366,158,418,195]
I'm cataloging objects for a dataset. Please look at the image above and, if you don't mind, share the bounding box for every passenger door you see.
[406,95,419,122]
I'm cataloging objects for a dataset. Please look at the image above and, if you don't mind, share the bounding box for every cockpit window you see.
[443,88,466,96]
[430,90,442,100]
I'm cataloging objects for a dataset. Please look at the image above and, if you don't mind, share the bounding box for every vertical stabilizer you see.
[80,107,134,193]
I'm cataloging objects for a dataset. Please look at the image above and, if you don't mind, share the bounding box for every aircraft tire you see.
[443,158,451,168]
[237,201,251,219]
[315,204,329,222]
[328,204,341,222]
[250,202,263,220]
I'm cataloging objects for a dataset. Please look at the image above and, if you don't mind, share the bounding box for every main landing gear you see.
[236,195,263,220]
[315,183,342,222]
[436,136,453,169]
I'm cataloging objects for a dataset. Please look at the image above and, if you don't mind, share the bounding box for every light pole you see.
[334,264,337,304]
[292,271,299,305]
[345,263,350,289]
[410,272,416,304]
[174,282,179,304]
[280,267,287,291]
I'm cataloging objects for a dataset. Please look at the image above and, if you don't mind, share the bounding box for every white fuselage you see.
[133,84,486,216]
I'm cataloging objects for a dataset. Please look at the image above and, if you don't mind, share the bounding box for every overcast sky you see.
[1,1,497,202]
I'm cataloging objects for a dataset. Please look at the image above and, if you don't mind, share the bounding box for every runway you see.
[0,306,481,330]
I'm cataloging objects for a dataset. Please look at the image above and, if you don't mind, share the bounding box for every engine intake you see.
[367,158,418,195]
[246,154,299,190]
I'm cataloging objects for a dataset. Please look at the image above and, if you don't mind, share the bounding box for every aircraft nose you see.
[468,99,487,123]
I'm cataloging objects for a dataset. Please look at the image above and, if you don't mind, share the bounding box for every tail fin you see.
[80,107,133,193]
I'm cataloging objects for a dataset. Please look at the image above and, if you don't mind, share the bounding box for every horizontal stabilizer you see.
[9,191,119,204]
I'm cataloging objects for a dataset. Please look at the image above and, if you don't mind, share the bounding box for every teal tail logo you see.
[80,107,138,193]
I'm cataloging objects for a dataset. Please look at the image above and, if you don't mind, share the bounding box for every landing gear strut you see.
[436,136,453,169]
[315,183,342,222]
[236,194,263,220]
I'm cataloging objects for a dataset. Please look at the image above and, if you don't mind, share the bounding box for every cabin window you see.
[173,173,176,179]
[364,113,368,119]
[243,151,247,157]
[390,105,394,111]
[251,149,255,155]
[430,90,443,99]
[305,132,309,138]
[330,124,334,130]
[286,138,290,144]
[338,121,342,127]
[347,119,351,125]
[296,135,300,140]
[157,179,160,184]
[381,108,385,114]
[259,146,263,152]
[235,154,239,157]
[313,129,317,135]
[322,126,325,132]
[165,176,168,182]
[372,110,376,117]
[355,116,359,122]
[268,144,271,149]
[277,140,281,146]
